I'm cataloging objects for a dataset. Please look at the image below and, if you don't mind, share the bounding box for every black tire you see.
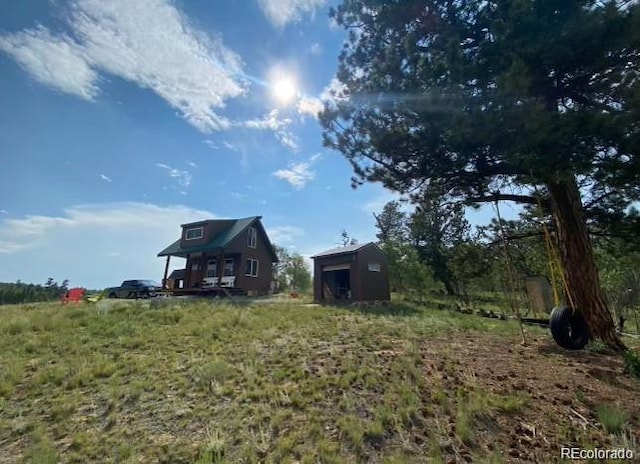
[108,292,117,299]
[549,305,591,350]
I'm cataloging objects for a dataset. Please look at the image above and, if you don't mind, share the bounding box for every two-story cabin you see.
[157,216,278,296]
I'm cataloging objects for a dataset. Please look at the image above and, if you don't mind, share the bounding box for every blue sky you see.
[0,0,514,289]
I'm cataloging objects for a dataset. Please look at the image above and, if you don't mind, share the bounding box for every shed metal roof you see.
[167,269,185,280]
[311,242,376,259]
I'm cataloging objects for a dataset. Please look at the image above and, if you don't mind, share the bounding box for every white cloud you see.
[328,16,340,30]
[186,161,198,168]
[320,76,349,108]
[0,26,99,100]
[0,240,28,254]
[231,192,246,200]
[277,133,299,151]
[309,42,322,55]
[100,174,112,182]
[297,96,323,118]
[362,190,410,215]
[0,202,215,288]
[202,140,219,150]
[0,0,246,132]
[156,163,192,188]
[223,141,239,152]
[272,153,321,189]
[244,109,290,131]
[267,225,304,244]
[0,210,8,214]
[244,109,298,151]
[258,0,325,28]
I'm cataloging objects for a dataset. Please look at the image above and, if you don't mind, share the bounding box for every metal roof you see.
[311,242,375,259]
[158,216,268,258]
[168,269,185,280]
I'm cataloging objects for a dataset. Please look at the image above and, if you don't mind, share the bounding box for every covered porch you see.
[159,247,243,292]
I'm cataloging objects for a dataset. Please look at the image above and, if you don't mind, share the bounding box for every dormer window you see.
[247,227,257,248]
[185,227,203,240]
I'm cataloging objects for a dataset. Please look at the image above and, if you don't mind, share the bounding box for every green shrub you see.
[596,404,628,434]
[623,350,640,379]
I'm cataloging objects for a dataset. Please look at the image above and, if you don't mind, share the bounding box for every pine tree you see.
[321,0,640,350]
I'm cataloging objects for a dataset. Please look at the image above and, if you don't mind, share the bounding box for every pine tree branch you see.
[488,231,545,245]
[583,190,618,210]
[466,193,546,206]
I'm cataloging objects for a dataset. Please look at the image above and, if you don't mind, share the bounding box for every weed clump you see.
[623,350,640,379]
[596,404,629,434]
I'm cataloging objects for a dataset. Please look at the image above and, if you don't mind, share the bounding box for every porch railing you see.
[202,276,236,288]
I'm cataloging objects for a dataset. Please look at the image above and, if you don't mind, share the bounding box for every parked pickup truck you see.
[105,280,162,299]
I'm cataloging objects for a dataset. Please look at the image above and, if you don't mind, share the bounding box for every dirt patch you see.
[419,332,639,463]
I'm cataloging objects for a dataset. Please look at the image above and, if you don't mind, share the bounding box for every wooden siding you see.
[225,220,274,295]
[313,243,390,302]
[177,218,275,295]
[352,244,390,301]
[179,220,234,248]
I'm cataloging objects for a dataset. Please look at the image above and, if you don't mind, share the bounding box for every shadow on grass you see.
[336,301,424,318]
[536,342,622,363]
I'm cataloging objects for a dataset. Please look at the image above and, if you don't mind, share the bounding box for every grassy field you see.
[0,297,638,463]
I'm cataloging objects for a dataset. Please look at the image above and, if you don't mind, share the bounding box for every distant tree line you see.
[272,246,312,294]
[0,278,70,305]
[373,187,640,333]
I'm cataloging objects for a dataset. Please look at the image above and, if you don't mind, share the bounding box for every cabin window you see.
[245,259,259,277]
[368,263,381,272]
[206,260,217,278]
[185,227,203,240]
[247,227,257,248]
[207,258,234,277]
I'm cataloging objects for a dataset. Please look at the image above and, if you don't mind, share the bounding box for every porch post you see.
[185,254,191,288]
[217,249,225,287]
[162,255,171,289]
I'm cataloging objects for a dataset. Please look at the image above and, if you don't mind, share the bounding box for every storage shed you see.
[311,242,390,303]
[165,269,185,289]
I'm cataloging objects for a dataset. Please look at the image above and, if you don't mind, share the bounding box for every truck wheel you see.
[549,305,590,350]
[108,292,117,299]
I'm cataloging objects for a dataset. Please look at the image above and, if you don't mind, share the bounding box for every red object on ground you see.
[62,288,85,304]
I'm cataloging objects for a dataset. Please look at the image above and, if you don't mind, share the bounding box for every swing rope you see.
[533,186,577,313]
[493,197,527,345]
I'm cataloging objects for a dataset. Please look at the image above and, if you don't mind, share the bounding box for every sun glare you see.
[271,76,297,105]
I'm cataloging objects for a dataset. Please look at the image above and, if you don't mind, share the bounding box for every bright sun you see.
[271,76,297,105]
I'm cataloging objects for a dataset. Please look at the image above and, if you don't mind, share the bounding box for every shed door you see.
[322,263,351,272]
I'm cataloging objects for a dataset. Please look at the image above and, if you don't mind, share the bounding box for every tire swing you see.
[535,193,591,350]
[549,304,591,350]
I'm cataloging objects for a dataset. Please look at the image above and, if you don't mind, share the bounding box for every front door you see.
[189,262,200,288]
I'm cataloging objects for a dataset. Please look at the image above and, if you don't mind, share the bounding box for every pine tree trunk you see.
[547,176,626,351]
[443,278,456,296]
